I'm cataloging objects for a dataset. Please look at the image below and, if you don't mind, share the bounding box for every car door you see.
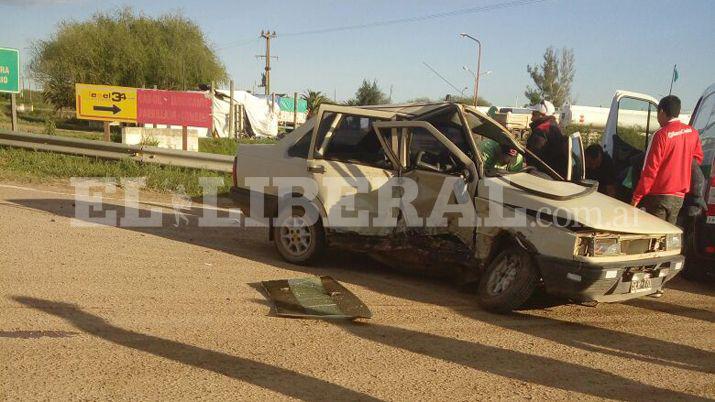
[601,91,660,200]
[307,104,399,235]
[602,91,660,158]
[373,120,478,246]
[567,132,586,181]
[688,86,715,224]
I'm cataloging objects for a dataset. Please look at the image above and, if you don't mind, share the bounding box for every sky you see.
[1,0,713,110]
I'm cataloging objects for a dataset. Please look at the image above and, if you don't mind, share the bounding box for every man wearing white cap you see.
[525,99,567,177]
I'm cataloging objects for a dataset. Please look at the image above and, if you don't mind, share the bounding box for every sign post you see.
[0,47,20,132]
[75,83,138,124]
[75,83,212,147]
[10,94,17,131]
[135,89,212,128]
[293,91,298,129]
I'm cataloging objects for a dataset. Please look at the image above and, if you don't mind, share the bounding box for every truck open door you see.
[600,91,660,201]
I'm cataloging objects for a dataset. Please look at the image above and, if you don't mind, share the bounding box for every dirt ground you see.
[1,180,713,401]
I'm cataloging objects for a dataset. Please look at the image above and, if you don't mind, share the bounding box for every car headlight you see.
[666,233,682,251]
[593,238,622,256]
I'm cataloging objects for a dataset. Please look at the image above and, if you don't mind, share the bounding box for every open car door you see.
[567,132,585,181]
[373,120,478,246]
[306,104,399,235]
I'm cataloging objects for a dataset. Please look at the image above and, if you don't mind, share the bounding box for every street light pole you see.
[460,33,482,107]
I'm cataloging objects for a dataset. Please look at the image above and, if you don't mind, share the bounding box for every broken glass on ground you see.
[260,276,372,319]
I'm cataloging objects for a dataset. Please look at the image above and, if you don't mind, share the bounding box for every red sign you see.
[136,89,212,128]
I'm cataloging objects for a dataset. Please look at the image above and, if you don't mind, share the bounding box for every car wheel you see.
[681,231,709,281]
[273,207,325,265]
[477,246,539,313]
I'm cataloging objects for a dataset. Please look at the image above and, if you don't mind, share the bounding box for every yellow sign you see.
[75,83,137,122]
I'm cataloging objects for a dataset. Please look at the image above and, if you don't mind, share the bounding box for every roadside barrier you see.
[0,129,234,173]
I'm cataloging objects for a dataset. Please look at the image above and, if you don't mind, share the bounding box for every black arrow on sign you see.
[93,104,121,114]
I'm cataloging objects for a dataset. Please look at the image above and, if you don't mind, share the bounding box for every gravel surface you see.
[1,181,713,401]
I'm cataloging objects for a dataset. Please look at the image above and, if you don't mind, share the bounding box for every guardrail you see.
[0,130,234,173]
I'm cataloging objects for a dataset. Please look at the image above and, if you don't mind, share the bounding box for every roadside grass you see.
[0,99,270,194]
[0,147,231,197]
[1,102,111,139]
[199,136,276,155]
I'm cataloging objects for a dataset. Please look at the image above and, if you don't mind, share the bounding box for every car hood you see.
[478,173,681,235]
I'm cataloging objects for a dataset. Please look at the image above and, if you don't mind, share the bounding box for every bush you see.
[563,124,602,147]
[30,8,227,109]
[139,135,160,147]
[44,118,56,135]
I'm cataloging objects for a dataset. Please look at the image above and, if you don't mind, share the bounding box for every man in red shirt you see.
[631,95,703,224]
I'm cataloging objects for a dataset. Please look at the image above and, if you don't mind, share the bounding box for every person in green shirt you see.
[479,139,524,172]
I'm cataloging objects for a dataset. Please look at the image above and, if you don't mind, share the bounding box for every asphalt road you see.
[1,181,713,401]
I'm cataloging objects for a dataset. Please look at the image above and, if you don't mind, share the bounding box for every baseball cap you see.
[528,100,556,116]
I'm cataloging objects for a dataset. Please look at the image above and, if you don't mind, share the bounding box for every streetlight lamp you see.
[459,33,482,107]
[462,66,492,80]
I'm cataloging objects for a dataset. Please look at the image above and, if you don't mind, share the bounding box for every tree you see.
[448,95,491,107]
[346,79,388,106]
[524,47,575,108]
[29,8,227,109]
[406,97,433,103]
[301,90,331,117]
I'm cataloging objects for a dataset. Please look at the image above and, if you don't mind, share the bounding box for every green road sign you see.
[0,47,20,94]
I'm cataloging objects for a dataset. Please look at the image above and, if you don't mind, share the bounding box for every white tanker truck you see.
[560,102,690,129]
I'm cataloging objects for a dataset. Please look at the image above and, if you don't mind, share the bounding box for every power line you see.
[216,0,546,49]
[281,0,546,38]
[422,62,465,96]
[215,37,260,51]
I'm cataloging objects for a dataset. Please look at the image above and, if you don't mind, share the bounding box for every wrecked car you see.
[230,102,684,312]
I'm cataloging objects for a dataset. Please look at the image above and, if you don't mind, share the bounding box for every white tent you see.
[213,90,279,138]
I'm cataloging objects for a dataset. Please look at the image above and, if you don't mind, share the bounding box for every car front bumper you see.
[536,254,685,303]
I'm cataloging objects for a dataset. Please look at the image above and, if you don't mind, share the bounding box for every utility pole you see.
[257,30,278,96]
[229,79,235,138]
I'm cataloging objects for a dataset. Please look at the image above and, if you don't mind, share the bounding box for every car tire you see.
[477,246,539,313]
[681,230,709,281]
[273,206,325,265]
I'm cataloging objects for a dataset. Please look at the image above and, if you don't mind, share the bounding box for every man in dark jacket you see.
[684,159,708,217]
[585,144,617,197]
[525,100,568,177]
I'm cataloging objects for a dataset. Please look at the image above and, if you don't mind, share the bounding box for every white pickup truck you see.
[600,87,715,280]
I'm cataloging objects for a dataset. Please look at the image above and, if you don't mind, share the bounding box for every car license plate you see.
[630,273,652,293]
[707,216,715,225]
